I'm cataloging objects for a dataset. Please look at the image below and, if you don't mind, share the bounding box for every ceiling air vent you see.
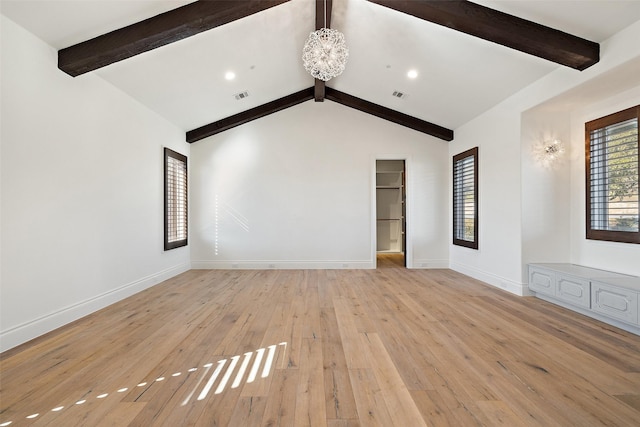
[392,90,406,99]
[234,91,249,100]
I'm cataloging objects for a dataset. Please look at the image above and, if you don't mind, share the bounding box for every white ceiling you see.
[3,0,640,135]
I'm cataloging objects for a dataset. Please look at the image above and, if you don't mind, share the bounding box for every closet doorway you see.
[376,160,406,267]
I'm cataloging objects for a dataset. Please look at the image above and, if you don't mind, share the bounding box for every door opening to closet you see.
[376,160,406,268]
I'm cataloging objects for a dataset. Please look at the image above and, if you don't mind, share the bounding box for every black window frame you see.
[164,147,188,251]
[453,147,479,249]
[585,105,640,244]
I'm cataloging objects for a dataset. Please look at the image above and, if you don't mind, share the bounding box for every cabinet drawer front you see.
[591,283,639,325]
[556,275,590,308]
[528,267,555,295]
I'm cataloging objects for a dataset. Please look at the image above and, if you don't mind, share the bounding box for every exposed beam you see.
[313,0,332,102]
[368,0,599,71]
[314,80,326,102]
[188,86,454,142]
[186,88,315,143]
[59,0,290,77]
[325,87,454,141]
[317,0,332,29]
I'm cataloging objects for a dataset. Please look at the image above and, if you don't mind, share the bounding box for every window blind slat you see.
[587,107,639,240]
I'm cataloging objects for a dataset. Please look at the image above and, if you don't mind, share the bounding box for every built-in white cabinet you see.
[591,278,639,325]
[528,263,640,335]
[528,266,556,296]
[556,275,591,309]
[376,160,405,253]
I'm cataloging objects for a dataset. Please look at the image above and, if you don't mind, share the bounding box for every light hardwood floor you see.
[2,260,640,426]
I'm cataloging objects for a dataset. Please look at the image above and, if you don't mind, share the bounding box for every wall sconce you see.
[534,138,565,168]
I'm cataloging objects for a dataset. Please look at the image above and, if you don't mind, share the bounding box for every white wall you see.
[450,19,640,295]
[2,11,639,353]
[521,107,572,271]
[190,101,449,269]
[0,16,190,351]
[449,100,526,294]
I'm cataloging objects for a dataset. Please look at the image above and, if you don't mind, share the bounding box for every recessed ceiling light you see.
[225,71,236,81]
[407,69,418,79]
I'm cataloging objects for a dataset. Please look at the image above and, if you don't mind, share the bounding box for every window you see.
[453,147,478,249]
[586,105,639,244]
[164,148,188,250]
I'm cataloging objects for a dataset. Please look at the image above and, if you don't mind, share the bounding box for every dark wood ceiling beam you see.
[188,87,453,142]
[317,0,332,29]
[59,0,290,77]
[314,80,326,102]
[325,87,454,141]
[367,0,599,71]
[186,87,314,143]
[313,0,332,102]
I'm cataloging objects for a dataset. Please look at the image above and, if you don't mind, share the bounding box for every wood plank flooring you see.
[2,260,640,426]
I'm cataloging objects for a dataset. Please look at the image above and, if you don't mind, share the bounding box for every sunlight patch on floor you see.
[0,342,287,426]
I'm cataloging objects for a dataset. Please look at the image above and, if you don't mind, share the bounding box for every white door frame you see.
[371,154,413,268]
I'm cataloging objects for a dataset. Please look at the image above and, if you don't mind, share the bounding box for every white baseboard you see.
[191,259,449,270]
[412,259,450,269]
[191,260,374,270]
[450,262,530,296]
[0,262,190,353]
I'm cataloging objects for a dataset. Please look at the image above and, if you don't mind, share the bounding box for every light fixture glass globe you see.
[302,28,349,82]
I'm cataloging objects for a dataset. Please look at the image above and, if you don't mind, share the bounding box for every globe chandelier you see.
[302,1,349,82]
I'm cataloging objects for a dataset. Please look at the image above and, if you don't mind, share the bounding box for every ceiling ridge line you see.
[186,87,453,144]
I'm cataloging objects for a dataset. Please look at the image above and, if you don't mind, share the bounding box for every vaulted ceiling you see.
[3,0,640,142]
